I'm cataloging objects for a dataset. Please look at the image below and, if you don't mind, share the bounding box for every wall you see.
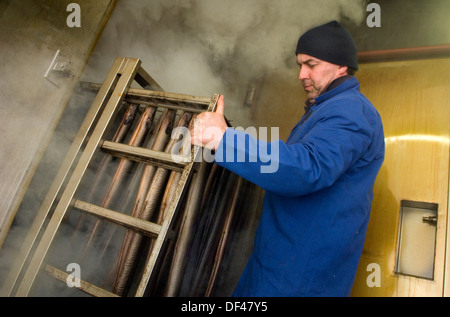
[349,0,450,51]
[351,57,450,296]
[0,0,116,247]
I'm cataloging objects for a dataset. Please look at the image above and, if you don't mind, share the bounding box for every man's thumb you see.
[215,95,225,115]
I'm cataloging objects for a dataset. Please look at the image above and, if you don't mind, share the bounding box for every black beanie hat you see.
[296,20,358,70]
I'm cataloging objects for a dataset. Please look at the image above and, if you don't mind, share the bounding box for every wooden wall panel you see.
[351,58,450,297]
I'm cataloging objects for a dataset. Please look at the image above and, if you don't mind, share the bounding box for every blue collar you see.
[314,76,360,105]
[296,76,360,129]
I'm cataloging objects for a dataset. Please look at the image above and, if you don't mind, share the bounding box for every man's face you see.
[297,54,347,104]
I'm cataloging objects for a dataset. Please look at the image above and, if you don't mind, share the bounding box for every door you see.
[351,57,450,296]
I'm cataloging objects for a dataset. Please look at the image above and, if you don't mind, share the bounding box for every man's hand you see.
[190,95,228,150]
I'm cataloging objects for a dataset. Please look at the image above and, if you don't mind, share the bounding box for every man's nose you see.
[298,67,308,80]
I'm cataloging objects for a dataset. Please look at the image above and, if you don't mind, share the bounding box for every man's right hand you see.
[190,95,228,150]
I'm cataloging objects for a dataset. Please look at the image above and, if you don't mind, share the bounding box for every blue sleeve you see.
[214,103,375,197]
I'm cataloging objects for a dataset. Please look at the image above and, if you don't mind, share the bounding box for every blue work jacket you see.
[214,76,385,297]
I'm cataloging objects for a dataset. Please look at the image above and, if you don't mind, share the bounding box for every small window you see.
[394,200,438,280]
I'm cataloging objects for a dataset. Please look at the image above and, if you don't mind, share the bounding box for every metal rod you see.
[44,265,118,297]
[135,66,164,92]
[73,200,161,238]
[358,44,450,63]
[81,82,212,112]
[101,141,189,172]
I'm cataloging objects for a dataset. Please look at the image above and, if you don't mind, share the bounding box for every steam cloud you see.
[83,0,367,126]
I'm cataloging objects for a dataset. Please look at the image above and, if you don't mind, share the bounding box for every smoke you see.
[82,0,367,126]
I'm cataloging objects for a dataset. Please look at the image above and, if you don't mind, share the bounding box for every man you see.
[190,20,385,296]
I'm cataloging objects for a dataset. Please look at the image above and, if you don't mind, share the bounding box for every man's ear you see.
[338,65,349,76]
